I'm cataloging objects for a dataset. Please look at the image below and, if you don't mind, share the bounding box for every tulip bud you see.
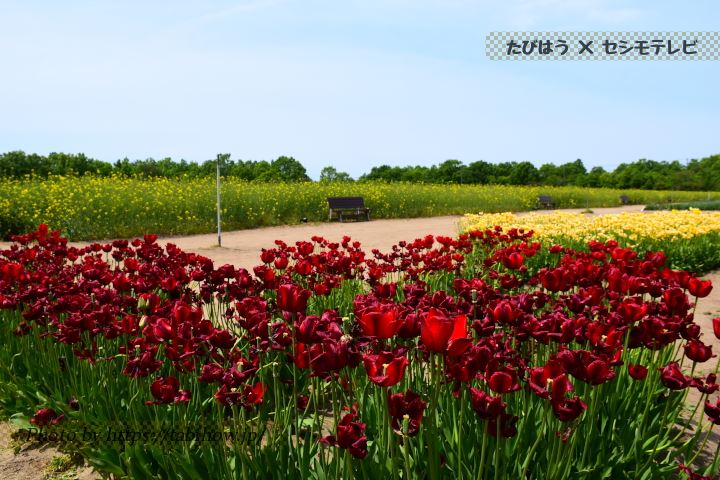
[401,414,410,436]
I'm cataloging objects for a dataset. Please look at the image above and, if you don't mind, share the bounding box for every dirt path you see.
[1,205,719,478]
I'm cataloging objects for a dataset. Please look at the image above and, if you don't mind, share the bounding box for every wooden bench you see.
[536,195,556,209]
[619,195,630,205]
[327,197,371,222]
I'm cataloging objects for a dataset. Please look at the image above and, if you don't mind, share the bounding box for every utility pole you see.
[216,154,230,247]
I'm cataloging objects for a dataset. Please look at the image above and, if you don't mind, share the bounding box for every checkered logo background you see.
[486,32,720,60]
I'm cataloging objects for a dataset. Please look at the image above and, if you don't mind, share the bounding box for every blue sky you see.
[1,0,719,179]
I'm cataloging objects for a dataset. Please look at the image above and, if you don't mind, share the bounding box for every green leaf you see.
[8,412,31,430]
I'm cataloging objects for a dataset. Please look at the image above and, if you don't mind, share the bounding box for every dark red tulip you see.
[198,364,225,383]
[691,374,719,395]
[584,359,616,385]
[684,339,713,363]
[469,388,506,420]
[209,329,236,349]
[492,301,518,325]
[487,412,518,438]
[30,408,64,427]
[362,351,408,387]
[552,396,587,422]
[627,364,648,381]
[277,284,311,313]
[659,362,690,390]
[373,283,398,299]
[146,376,191,405]
[540,269,566,292]
[678,463,713,480]
[308,339,350,377]
[320,413,368,459]
[388,390,427,437]
[488,370,520,394]
[704,398,720,425]
[662,287,689,314]
[260,249,275,264]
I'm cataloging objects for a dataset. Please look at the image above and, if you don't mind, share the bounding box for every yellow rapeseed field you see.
[1,175,718,241]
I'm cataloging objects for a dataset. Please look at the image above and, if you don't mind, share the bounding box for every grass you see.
[1,175,720,240]
[644,199,720,211]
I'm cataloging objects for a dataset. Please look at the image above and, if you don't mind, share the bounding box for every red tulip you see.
[274,255,289,270]
[420,309,470,355]
[357,305,402,339]
[501,252,524,270]
[712,317,720,340]
[688,277,713,298]
[362,351,408,387]
[214,382,265,408]
[260,249,275,264]
[277,283,311,313]
[1,262,23,281]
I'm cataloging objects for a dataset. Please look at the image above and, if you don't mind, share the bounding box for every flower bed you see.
[0,225,718,479]
[461,209,720,273]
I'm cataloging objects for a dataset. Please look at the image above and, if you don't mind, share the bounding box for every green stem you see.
[494,421,501,480]
[402,435,413,480]
[521,411,545,478]
[478,425,489,480]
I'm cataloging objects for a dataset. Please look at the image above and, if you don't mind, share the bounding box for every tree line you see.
[1,150,720,191]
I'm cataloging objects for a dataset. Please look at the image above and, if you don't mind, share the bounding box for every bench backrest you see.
[620,195,630,203]
[327,197,366,209]
[538,195,553,203]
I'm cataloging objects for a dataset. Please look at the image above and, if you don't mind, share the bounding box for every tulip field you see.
[462,209,720,273]
[1,222,720,479]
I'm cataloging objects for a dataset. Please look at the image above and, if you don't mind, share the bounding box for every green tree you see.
[319,166,353,182]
